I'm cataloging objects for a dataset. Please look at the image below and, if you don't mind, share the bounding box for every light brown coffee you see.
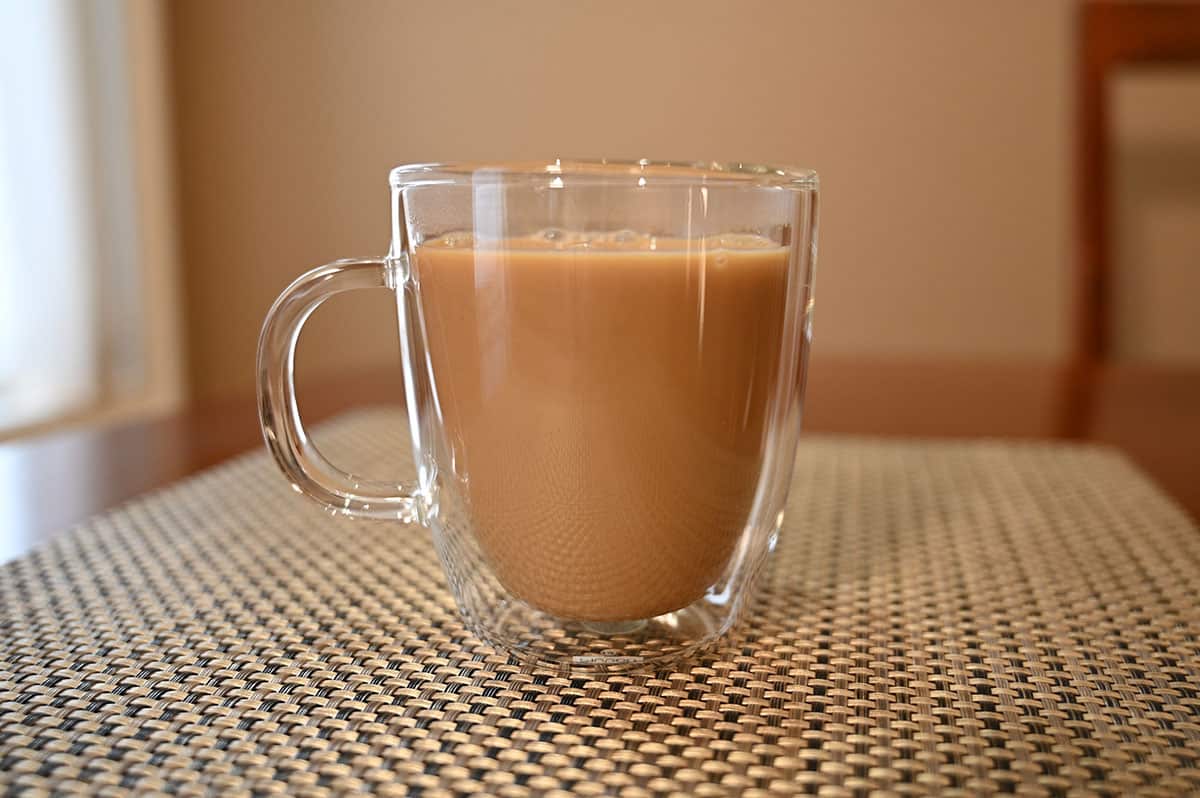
[414,232,790,621]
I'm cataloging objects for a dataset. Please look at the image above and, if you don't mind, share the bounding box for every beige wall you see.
[171,1,1088,402]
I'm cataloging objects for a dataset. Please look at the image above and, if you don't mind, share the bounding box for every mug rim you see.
[389,158,818,190]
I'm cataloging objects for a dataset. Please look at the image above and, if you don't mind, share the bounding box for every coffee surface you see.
[413,232,790,621]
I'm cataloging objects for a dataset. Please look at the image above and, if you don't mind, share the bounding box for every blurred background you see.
[0,0,1197,438]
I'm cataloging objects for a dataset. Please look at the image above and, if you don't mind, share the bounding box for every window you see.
[0,0,157,434]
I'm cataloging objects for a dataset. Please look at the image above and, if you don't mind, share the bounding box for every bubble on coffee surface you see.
[602,229,654,250]
[424,229,779,251]
[703,233,778,250]
[427,231,475,248]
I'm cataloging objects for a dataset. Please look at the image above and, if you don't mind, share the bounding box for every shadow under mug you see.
[258,159,819,671]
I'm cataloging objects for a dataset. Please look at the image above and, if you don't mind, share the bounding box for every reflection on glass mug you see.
[258,160,819,671]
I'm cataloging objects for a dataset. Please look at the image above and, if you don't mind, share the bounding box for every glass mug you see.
[258,160,819,670]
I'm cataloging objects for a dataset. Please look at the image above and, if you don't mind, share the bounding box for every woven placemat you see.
[2,409,1198,797]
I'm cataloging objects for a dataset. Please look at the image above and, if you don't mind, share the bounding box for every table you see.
[3,357,1197,564]
[3,403,1198,795]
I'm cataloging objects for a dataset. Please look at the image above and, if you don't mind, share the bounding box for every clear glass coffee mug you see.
[258,160,818,671]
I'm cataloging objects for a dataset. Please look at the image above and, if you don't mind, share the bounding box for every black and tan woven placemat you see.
[2,409,1199,797]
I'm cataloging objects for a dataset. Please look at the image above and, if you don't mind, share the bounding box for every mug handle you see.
[257,257,417,521]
